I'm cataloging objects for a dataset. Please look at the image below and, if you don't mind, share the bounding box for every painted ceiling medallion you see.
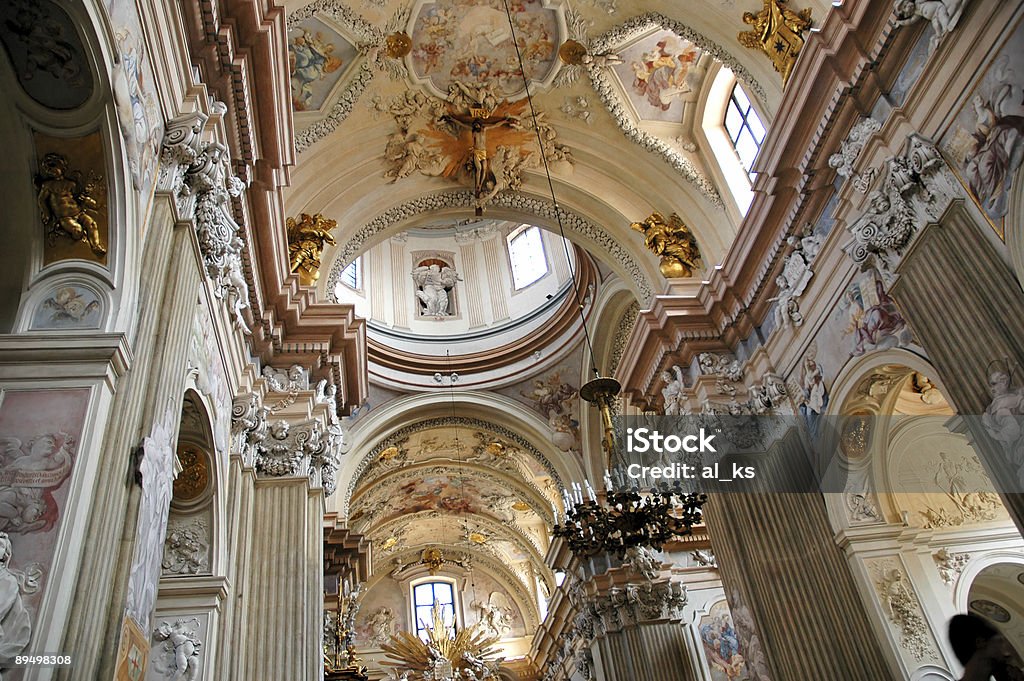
[406,0,565,100]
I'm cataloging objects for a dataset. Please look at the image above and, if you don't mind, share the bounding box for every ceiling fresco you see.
[408,0,563,99]
[288,15,359,112]
[610,28,704,122]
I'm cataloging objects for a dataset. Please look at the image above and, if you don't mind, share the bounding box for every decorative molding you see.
[230,393,345,495]
[608,301,639,374]
[872,559,938,662]
[325,189,654,303]
[845,134,959,277]
[161,518,210,576]
[587,579,688,633]
[933,548,971,586]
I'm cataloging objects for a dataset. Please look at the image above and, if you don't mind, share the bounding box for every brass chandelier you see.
[552,377,708,558]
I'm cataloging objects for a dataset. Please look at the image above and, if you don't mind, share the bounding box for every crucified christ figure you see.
[441,110,519,198]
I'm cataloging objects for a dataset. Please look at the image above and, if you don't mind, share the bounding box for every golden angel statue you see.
[35,152,106,257]
[286,212,337,283]
[630,212,703,278]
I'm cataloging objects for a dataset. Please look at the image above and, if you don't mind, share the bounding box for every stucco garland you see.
[325,189,655,303]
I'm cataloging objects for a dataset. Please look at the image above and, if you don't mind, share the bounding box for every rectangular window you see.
[507,225,548,290]
[724,85,766,179]
[413,581,456,640]
[341,258,361,290]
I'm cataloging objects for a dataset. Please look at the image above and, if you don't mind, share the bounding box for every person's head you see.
[949,613,1003,665]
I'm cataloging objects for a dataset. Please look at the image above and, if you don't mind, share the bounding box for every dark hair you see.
[949,613,999,665]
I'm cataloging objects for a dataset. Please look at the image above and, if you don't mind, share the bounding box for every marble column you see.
[559,555,703,681]
[703,432,897,680]
[233,393,335,681]
[890,200,1024,534]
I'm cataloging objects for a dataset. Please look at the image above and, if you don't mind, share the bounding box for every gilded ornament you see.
[630,212,703,278]
[382,603,501,679]
[558,39,588,65]
[421,547,444,574]
[173,445,210,501]
[35,152,106,257]
[467,532,488,545]
[737,0,812,84]
[287,212,338,284]
[511,501,531,512]
[384,31,412,59]
[378,445,400,462]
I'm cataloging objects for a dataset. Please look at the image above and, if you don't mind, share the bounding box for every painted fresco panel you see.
[409,0,559,98]
[289,16,358,112]
[941,20,1024,237]
[0,388,90,678]
[610,29,701,123]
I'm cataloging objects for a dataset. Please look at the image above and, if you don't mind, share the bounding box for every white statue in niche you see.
[411,263,462,316]
[0,533,37,665]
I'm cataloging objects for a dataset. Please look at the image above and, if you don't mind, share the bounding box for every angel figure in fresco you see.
[630,38,699,111]
[289,29,344,110]
[0,432,75,534]
[411,263,461,316]
[961,64,1024,220]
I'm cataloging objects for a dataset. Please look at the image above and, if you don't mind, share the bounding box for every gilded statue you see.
[35,152,107,257]
[630,212,703,278]
[738,0,812,84]
[286,212,337,283]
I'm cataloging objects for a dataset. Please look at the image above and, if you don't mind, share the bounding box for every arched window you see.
[340,257,361,290]
[412,580,457,639]
[723,84,766,179]
[506,225,548,290]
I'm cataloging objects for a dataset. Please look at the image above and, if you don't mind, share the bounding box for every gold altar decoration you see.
[737,0,812,84]
[384,31,413,59]
[287,212,338,284]
[630,212,703,278]
[421,547,444,574]
[382,604,501,679]
[35,151,107,260]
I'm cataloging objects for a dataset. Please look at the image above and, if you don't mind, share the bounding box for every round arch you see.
[333,390,587,515]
